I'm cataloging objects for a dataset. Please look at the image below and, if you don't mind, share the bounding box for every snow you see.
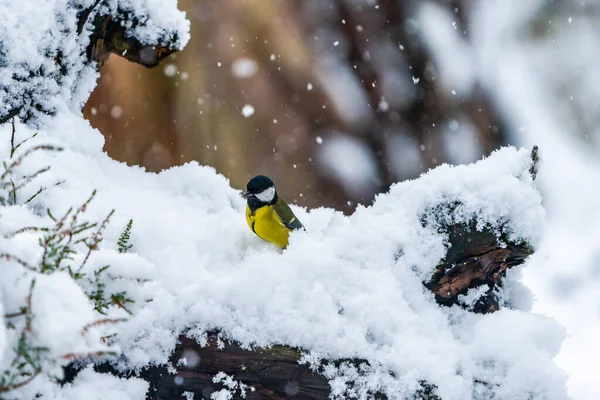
[0,0,189,126]
[211,372,251,399]
[45,366,148,400]
[98,0,190,49]
[231,58,258,78]
[164,64,178,77]
[241,105,254,118]
[0,110,566,399]
[31,273,104,364]
[0,0,583,398]
[0,0,95,124]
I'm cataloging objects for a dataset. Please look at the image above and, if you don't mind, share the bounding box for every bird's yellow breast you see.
[246,204,291,248]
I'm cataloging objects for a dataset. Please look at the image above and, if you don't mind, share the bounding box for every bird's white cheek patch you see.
[255,186,276,203]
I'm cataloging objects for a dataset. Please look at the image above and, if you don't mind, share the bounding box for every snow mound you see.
[0,115,566,399]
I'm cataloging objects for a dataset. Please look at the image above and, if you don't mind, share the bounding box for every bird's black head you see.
[242,175,278,210]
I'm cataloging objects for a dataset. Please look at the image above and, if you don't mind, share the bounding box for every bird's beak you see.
[240,191,250,199]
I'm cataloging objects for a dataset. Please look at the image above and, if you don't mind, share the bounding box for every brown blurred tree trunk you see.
[85,0,508,212]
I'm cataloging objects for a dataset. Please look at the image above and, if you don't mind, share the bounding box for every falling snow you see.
[231,58,258,78]
[241,105,255,117]
[164,64,178,77]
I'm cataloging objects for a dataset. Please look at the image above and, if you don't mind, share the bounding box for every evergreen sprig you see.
[117,219,133,253]
[0,131,139,396]
[1,193,137,394]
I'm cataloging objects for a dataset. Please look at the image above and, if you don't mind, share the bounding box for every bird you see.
[241,175,304,248]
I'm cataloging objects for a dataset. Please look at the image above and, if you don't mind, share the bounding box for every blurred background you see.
[84,1,600,398]
[84,0,508,212]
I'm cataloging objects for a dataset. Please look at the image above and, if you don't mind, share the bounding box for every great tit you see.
[241,175,304,248]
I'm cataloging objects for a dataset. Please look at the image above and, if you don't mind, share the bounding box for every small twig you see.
[114,300,134,316]
[0,369,41,394]
[108,274,151,283]
[100,333,118,343]
[71,191,96,221]
[76,208,114,274]
[4,226,43,239]
[54,230,74,271]
[81,318,127,335]
[0,253,37,271]
[4,310,26,319]
[1,145,61,181]
[529,145,539,180]
[9,279,36,370]
[10,118,15,158]
[40,207,72,269]
[25,187,44,204]
[13,166,51,192]
[61,350,115,362]
[24,279,35,333]
[9,179,16,203]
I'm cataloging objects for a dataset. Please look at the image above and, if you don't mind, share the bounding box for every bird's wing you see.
[273,196,304,231]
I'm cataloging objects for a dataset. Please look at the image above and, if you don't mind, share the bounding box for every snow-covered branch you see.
[0,0,189,125]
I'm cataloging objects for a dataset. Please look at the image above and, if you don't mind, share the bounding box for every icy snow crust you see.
[0,115,567,399]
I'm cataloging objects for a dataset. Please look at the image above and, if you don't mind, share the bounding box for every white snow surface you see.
[98,0,190,48]
[44,366,148,400]
[0,114,566,399]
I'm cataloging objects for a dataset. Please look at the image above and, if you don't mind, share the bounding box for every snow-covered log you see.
[67,151,537,399]
[2,124,566,400]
